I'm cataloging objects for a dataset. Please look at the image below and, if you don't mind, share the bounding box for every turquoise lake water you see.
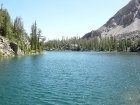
[0,52,140,105]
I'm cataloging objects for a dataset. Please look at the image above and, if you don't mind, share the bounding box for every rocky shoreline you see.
[0,36,29,57]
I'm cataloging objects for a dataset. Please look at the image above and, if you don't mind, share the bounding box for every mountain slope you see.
[83,0,140,40]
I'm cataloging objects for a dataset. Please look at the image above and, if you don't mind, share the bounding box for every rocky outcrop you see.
[22,37,30,49]
[83,0,140,40]
[0,36,29,57]
[0,36,15,57]
[17,47,25,56]
[83,31,101,39]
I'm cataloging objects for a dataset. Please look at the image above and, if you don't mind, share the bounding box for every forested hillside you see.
[0,5,45,57]
[45,36,140,52]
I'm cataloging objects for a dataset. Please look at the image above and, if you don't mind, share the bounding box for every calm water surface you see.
[0,52,140,105]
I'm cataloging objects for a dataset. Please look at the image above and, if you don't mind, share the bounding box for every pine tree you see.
[30,24,35,50]
[34,21,37,52]
[38,28,42,51]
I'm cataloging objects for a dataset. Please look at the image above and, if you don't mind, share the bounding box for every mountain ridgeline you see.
[46,0,140,52]
[0,5,46,57]
[83,0,140,40]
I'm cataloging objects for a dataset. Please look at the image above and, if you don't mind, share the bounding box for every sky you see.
[1,0,130,40]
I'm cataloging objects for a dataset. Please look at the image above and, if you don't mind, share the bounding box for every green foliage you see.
[130,39,140,52]
[45,35,140,52]
[30,22,45,53]
[13,17,24,41]
[0,8,12,38]
[0,5,46,56]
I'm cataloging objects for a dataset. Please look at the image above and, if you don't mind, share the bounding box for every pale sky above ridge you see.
[1,0,130,40]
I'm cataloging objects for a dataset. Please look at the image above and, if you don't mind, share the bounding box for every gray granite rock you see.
[83,0,140,40]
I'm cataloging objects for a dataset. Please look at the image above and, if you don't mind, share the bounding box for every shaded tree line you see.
[45,35,140,52]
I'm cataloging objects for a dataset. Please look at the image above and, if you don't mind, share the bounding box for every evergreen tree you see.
[34,21,37,52]
[38,28,42,51]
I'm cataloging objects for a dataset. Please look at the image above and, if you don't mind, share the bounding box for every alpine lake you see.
[0,51,140,105]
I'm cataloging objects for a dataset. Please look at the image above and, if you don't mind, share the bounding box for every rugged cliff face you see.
[83,0,140,40]
[0,36,15,57]
[0,36,30,57]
